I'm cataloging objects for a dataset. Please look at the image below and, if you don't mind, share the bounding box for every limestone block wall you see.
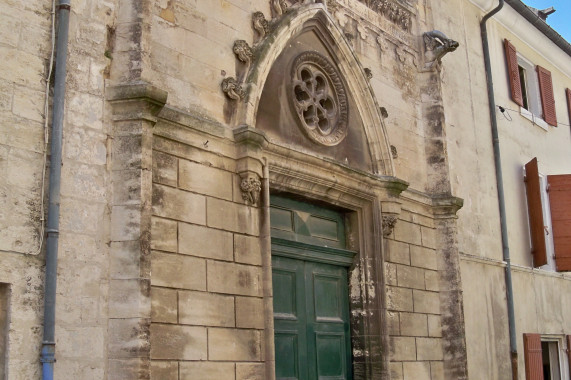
[149,125,265,379]
[0,0,115,378]
[384,205,444,380]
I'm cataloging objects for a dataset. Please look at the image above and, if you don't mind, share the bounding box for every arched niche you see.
[237,4,395,177]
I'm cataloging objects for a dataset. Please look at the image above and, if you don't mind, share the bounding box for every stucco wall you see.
[433,0,571,379]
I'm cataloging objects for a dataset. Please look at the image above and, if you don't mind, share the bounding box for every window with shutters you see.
[524,158,571,272]
[523,334,570,380]
[504,39,558,129]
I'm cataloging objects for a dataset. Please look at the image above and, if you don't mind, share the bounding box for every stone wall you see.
[385,204,445,380]
[149,120,265,379]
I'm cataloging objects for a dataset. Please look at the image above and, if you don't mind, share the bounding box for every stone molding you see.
[228,4,395,177]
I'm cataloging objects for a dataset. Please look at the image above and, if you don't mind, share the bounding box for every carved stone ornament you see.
[272,0,289,15]
[363,0,412,31]
[289,51,348,146]
[233,40,254,64]
[252,11,270,38]
[221,77,245,100]
[240,175,262,205]
[364,68,373,80]
[382,214,398,238]
[423,30,459,69]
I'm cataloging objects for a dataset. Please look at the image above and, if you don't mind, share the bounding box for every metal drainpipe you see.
[40,1,71,379]
[480,2,518,380]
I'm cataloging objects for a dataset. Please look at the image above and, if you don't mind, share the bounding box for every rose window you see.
[290,52,348,146]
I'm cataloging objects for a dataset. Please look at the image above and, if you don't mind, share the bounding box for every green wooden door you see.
[271,196,353,380]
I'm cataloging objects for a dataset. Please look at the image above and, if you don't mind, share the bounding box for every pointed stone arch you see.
[236,3,395,177]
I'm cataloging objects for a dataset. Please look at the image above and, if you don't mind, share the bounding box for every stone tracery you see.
[290,51,348,146]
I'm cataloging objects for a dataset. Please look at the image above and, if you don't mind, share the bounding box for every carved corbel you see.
[240,174,262,205]
[272,0,289,16]
[233,40,254,64]
[233,125,269,207]
[382,214,398,238]
[221,77,245,100]
[422,30,459,70]
[252,11,270,39]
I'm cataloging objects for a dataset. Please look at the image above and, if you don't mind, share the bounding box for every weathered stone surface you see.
[400,312,428,337]
[394,220,422,245]
[150,361,178,380]
[397,265,426,290]
[151,217,177,252]
[110,240,142,279]
[111,204,142,242]
[236,296,264,329]
[207,261,262,296]
[385,262,398,287]
[151,287,178,324]
[236,362,265,380]
[430,361,444,379]
[151,251,206,291]
[416,337,443,360]
[410,245,437,270]
[390,336,416,361]
[150,324,207,360]
[208,328,261,361]
[152,183,206,225]
[390,362,404,380]
[386,286,413,312]
[178,290,235,327]
[386,239,410,265]
[207,198,259,236]
[424,270,440,292]
[152,151,178,187]
[178,222,233,260]
[234,234,262,266]
[420,227,436,249]
[179,159,233,200]
[386,311,400,335]
[413,290,440,314]
[428,314,443,337]
[402,361,431,380]
[109,279,150,319]
[179,361,235,380]
[108,319,149,358]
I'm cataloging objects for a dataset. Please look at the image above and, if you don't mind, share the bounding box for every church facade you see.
[0,0,570,379]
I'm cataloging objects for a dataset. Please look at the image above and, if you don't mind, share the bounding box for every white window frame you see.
[517,54,549,131]
[538,173,556,271]
[541,335,570,380]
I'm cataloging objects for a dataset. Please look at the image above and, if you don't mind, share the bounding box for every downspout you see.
[480,2,518,380]
[40,0,71,379]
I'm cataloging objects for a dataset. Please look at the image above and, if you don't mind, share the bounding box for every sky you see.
[521,0,571,43]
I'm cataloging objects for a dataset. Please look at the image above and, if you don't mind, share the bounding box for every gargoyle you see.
[423,30,459,69]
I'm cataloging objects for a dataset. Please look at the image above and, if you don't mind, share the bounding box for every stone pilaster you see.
[432,196,467,380]
[106,82,168,379]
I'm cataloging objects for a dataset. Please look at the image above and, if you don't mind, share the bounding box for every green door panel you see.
[272,195,352,380]
[270,196,346,248]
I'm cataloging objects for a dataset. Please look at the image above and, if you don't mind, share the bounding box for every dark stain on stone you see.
[238,270,251,288]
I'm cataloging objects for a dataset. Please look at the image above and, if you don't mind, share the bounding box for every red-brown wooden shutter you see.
[566,88,571,124]
[504,39,524,107]
[547,174,571,271]
[524,333,544,380]
[525,158,547,267]
[536,65,557,126]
